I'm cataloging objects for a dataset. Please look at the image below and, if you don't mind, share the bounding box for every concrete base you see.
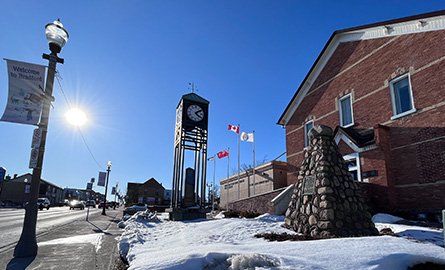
[166,207,207,221]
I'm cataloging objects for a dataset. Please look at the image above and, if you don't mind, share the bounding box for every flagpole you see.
[253,130,256,196]
[227,147,230,179]
[237,124,240,200]
[212,155,216,212]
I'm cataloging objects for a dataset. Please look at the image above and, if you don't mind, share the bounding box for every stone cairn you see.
[284,125,378,238]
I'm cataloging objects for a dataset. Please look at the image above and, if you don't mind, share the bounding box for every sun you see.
[65,108,87,126]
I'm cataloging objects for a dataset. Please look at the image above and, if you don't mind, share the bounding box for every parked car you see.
[37,198,50,210]
[69,200,85,210]
[85,200,96,208]
[123,204,147,216]
[98,202,109,209]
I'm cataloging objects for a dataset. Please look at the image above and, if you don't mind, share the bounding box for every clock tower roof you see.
[181,93,209,105]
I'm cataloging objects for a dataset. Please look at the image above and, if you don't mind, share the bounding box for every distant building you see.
[164,189,172,205]
[0,173,63,206]
[126,178,165,205]
[220,161,288,211]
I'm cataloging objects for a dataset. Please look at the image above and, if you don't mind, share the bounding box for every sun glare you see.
[66,108,87,126]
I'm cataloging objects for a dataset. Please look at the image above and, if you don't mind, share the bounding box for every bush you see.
[223,210,261,219]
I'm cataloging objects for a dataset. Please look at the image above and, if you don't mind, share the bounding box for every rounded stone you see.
[335,221,344,228]
[309,215,318,225]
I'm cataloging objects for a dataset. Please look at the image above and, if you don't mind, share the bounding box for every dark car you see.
[85,200,96,208]
[37,198,50,210]
[123,204,147,216]
[69,200,85,210]
[98,202,109,209]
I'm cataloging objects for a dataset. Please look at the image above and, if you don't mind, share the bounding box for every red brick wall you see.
[285,29,445,212]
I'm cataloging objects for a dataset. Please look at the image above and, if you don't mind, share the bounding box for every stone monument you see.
[284,125,378,238]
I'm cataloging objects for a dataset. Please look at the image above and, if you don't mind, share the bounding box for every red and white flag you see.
[228,124,239,134]
[217,149,229,159]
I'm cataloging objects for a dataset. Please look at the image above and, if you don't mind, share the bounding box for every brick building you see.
[0,173,64,206]
[220,161,288,210]
[126,178,165,206]
[278,11,445,214]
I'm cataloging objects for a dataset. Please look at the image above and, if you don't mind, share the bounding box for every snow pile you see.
[118,213,445,270]
[372,213,404,223]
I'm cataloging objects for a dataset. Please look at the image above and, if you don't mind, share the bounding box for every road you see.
[0,206,101,252]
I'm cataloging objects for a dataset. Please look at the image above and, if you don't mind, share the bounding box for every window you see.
[390,74,415,119]
[339,94,354,127]
[343,153,363,182]
[304,120,314,147]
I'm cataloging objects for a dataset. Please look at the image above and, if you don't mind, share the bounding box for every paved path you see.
[0,208,125,270]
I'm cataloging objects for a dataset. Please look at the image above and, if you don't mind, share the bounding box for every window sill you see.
[391,108,416,120]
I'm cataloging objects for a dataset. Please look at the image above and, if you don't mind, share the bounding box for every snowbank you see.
[118,213,445,270]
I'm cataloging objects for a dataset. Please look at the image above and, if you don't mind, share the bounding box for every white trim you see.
[279,14,445,126]
[338,93,354,127]
[389,73,416,119]
[304,120,314,147]
[343,153,362,182]
[334,131,378,153]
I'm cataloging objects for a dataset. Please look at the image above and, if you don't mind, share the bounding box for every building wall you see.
[227,188,285,214]
[220,161,287,209]
[284,29,445,212]
[126,179,165,205]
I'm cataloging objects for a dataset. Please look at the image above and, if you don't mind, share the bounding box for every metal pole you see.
[14,51,60,258]
[237,124,240,200]
[212,156,216,212]
[227,147,230,179]
[102,164,111,215]
[253,130,256,196]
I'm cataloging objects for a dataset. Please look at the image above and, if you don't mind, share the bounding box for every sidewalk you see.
[1,208,126,270]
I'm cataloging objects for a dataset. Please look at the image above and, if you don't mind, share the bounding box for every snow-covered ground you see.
[118,212,445,270]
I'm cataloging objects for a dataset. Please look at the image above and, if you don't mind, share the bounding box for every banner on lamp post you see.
[98,171,106,187]
[1,59,46,125]
[111,186,116,195]
[86,182,93,190]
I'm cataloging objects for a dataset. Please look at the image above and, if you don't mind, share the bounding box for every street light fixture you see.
[14,19,68,258]
[102,161,112,215]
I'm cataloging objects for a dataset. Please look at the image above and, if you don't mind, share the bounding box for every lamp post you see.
[102,161,112,215]
[14,19,69,258]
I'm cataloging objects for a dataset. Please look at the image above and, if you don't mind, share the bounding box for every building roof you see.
[178,93,210,108]
[277,10,445,126]
[11,173,63,190]
[334,127,375,148]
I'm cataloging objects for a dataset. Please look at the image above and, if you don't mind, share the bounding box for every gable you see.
[278,10,445,126]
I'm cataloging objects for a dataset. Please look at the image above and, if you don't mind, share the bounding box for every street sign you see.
[31,128,42,148]
[98,171,106,187]
[29,147,39,169]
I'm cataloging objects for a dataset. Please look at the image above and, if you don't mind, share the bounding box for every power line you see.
[55,71,104,170]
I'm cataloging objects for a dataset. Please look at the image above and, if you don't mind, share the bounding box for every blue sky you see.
[1,1,444,198]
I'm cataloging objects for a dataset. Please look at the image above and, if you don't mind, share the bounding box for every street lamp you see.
[14,19,68,258]
[102,161,112,215]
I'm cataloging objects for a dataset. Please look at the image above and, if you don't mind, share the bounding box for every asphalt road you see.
[0,206,102,253]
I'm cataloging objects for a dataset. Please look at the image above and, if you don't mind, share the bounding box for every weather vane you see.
[188,82,198,93]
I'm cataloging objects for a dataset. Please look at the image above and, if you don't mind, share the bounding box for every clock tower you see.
[169,92,209,219]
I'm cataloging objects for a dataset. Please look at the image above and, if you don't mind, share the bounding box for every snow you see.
[39,233,103,252]
[118,213,445,270]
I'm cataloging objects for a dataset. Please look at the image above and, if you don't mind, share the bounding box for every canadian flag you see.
[217,149,229,159]
[228,124,239,134]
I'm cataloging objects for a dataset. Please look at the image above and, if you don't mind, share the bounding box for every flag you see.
[228,124,239,134]
[217,149,229,159]
[241,132,254,142]
[1,59,46,125]
[98,171,106,187]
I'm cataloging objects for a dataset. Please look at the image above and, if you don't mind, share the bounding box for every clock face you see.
[187,104,204,122]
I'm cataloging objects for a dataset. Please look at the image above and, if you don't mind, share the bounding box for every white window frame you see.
[304,120,314,148]
[338,93,354,128]
[389,73,416,120]
[343,153,363,182]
